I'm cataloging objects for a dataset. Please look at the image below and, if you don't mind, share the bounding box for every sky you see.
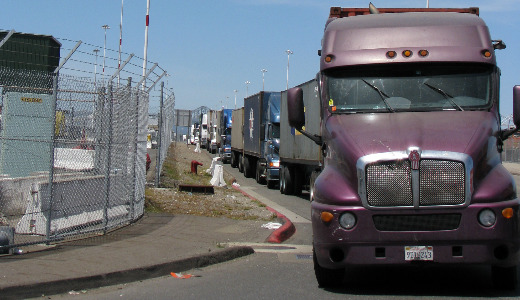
[3,0,520,117]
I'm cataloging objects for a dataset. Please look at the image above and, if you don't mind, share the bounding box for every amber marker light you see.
[321,212,334,223]
[502,208,514,219]
[482,50,492,58]
[331,106,337,112]
[325,55,334,63]
[402,50,413,58]
[386,51,397,58]
[419,50,429,57]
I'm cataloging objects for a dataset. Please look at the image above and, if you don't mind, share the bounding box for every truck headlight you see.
[269,161,280,168]
[339,212,356,230]
[478,209,496,227]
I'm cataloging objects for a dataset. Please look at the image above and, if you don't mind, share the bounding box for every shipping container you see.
[279,79,321,195]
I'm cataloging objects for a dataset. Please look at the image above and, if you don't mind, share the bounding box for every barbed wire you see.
[0,30,172,94]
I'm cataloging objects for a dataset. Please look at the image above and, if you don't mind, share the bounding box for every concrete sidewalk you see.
[0,212,284,299]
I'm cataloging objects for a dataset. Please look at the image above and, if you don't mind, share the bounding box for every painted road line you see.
[225,242,313,254]
[239,186,311,224]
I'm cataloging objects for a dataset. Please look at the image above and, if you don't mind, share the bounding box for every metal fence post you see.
[46,73,59,240]
[155,82,164,187]
[128,77,138,220]
[103,84,114,233]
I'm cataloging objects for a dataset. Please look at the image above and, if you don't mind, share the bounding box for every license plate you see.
[405,246,433,261]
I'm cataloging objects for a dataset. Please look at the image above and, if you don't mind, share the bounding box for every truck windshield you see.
[270,123,280,139]
[324,64,493,113]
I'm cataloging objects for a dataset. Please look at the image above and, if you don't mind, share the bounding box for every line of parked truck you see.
[194,4,520,289]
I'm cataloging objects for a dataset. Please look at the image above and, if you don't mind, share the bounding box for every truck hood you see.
[315,110,511,206]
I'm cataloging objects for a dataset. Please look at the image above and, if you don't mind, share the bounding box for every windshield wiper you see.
[423,82,464,111]
[362,79,394,112]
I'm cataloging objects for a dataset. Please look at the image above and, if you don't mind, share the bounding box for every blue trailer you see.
[242,91,280,189]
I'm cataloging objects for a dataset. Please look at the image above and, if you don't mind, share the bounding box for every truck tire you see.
[244,157,253,178]
[267,180,276,189]
[293,167,303,196]
[238,154,244,173]
[310,170,320,202]
[256,161,265,184]
[231,152,238,168]
[279,166,286,194]
[284,165,294,195]
[492,265,518,289]
[313,248,344,288]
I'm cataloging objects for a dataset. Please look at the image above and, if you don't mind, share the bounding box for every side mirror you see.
[287,87,305,129]
[513,86,520,128]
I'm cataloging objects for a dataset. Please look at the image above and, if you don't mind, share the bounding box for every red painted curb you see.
[232,184,296,244]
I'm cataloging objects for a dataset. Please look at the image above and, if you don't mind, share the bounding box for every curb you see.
[231,184,296,244]
[0,246,254,300]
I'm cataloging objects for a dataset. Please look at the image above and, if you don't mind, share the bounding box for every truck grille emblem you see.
[409,150,420,170]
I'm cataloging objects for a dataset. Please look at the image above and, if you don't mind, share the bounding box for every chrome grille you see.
[365,158,466,207]
[420,160,465,205]
[366,161,413,207]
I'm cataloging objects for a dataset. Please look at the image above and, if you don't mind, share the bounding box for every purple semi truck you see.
[287,5,520,288]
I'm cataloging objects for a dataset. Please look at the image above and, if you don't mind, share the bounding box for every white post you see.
[261,69,267,91]
[118,0,124,86]
[142,0,151,90]
[234,89,237,109]
[286,50,293,90]
[102,25,110,85]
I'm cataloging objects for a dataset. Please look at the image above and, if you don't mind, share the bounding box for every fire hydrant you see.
[191,160,203,174]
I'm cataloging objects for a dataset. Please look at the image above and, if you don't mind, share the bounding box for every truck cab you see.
[288,6,520,289]
[220,109,233,163]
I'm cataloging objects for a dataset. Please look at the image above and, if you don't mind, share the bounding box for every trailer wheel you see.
[492,265,518,289]
[231,152,238,168]
[293,167,303,196]
[244,157,253,178]
[284,165,294,195]
[279,166,286,194]
[313,248,344,288]
[238,154,243,173]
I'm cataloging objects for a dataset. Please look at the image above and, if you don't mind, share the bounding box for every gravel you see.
[145,142,276,221]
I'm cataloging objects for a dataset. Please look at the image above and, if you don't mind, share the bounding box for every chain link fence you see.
[502,136,520,163]
[0,30,174,252]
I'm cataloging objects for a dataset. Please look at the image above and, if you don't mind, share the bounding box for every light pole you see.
[234,89,238,109]
[286,49,293,90]
[102,24,110,85]
[261,69,267,91]
[93,48,100,90]
[245,81,250,97]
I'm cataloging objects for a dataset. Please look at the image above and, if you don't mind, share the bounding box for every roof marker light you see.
[386,51,397,59]
[325,55,334,63]
[403,50,413,58]
[482,50,492,58]
[419,50,429,57]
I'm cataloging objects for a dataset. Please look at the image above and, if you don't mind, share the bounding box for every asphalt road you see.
[39,158,520,299]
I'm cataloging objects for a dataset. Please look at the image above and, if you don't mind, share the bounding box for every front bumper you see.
[312,199,520,269]
[266,167,280,181]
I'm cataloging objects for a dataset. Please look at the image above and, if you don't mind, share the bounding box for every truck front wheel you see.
[313,248,344,288]
[492,265,518,289]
